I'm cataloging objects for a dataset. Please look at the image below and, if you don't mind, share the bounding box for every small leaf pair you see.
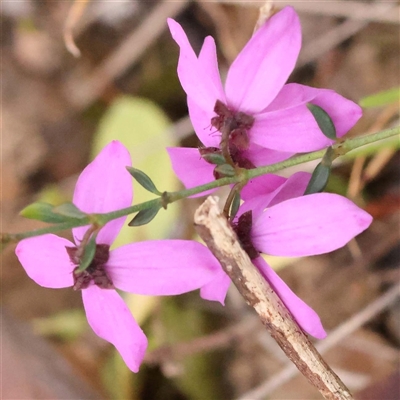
[126,167,163,226]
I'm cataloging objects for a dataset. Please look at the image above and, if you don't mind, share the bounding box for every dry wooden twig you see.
[241,282,400,400]
[63,0,90,57]
[194,196,353,400]
[217,0,400,24]
[65,0,189,109]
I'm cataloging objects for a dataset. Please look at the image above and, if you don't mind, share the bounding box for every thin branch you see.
[296,0,396,67]
[238,283,400,400]
[3,127,399,243]
[216,0,400,24]
[194,197,353,400]
[144,317,258,365]
[196,0,241,63]
[297,17,369,67]
[216,1,397,69]
[63,0,90,57]
[65,0,189,109]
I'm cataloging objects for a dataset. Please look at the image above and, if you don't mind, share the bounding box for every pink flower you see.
[201,174,372,339]
[167,7,362,191]
[15,141,220,372]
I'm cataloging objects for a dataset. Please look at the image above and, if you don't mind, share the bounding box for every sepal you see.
[76,233,98,272]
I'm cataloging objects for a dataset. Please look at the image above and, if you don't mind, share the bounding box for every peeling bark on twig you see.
[194,196,353,400]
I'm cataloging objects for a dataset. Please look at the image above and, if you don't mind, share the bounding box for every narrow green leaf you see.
[304,163,331,195]
[20,202,68,223]
[230,192,241,220]
[307,104,337,140]
[214,164,236,177]
[126,167,162,195]
[77,234,97,272]
[359,87,400,108]
[201,152,226,165]
[53,202,87,219]
[321,146,336,165]
[128,205,161,227]
[93,96,177,243]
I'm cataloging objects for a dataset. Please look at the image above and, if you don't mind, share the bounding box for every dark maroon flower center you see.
[66,244,114,290]
[231,211,259,260]
[201,100,256,171]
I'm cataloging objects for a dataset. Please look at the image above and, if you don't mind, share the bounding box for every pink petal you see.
[107,241,220,295]
[167,147,216,197]
[239,172,311,219]
[198,36,225,101]
[73,141,132,246]
[243,143,293,167]
[187,96,222,148]
[200,269,231,305]
[252,84,362,152]
[15,235,74,288]
[265,83,318,112]
[252,193,373,256]
[225,7,301,114]
[251,105,334,152]
[187,36,227,146]
[242,174,286,201]
[167,19,221,111]
[310,89,362,138]
[82,286,147,373]
[253,257,326,339]
[267,171,311,207]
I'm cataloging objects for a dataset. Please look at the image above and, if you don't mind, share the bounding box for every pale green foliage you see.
[92,96,179,246]
[359,87,400,108]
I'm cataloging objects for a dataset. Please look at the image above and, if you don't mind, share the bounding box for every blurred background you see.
[1,0,399,399]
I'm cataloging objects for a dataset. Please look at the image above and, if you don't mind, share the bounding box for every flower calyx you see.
[67,244,114,290]
[231,211,259,260]
[211,100,255,151]
[204,100,256,171]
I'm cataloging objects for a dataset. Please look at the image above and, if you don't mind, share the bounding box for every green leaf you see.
[126,167,162,195]
[20,202,70,223]
[304,163,331,195]
[359,87,400,108]
[92,96,178,244]
[77,234,97,272]
[201,152,226,165]
[32,310,87,341]
[307,104,337,140]
[341,135,400,160]
[214,164,236,177]
[128,205,162,227]
[321,146,336,165]
[230,192,241,219]
[53,202,87,219]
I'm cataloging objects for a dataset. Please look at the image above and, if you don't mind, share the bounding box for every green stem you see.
[3,126,399,243]
[246,125,399,179]
[341,126,398,149]
[1,221,90,243]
